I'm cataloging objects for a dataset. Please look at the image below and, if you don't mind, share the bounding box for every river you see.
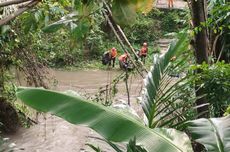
[7,69,144,152]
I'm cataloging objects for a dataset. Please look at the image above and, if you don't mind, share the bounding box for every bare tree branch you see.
[211,32,222,58]
[0,0,39,26]
[0,0,32,7]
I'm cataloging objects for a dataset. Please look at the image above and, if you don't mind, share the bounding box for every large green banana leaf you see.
[187,116,230,152]
[16,87,193,152]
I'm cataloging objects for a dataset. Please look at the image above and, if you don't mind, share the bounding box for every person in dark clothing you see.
[102,51,111,65]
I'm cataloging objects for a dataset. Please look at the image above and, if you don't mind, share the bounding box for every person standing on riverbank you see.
[139,42,148,64]
[102,51,110,65]
[110,47,117,67]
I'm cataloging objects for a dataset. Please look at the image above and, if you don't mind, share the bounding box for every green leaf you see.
[71,19,90,40]
[86,143,102,152]
[112,0,137,26]
[111,0,153,26]
[187,116,230,152]
[22,13,36,33]
[1,25,11,34]
[42,22,65,33]
[34,10,44,23]
[16,87,193,152]
[134,0,153,13]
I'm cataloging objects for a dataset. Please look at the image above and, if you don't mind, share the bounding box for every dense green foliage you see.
[0,26,20,133]
[190,62,230,117]
[208,0,230,62]
[225,106,230,116]
[3,8,187,69]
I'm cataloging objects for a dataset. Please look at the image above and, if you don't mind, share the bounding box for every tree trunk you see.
[190,0,209,118]
[191,0,209,64]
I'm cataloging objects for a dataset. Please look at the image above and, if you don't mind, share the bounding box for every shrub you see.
[191,62,230,117]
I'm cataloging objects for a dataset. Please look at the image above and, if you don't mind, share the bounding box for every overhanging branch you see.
[0,0,32,7]
[0,0,40,26]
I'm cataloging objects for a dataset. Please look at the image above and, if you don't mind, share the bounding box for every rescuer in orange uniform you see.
[139,42,148,64]
[110,47,117,67]
[118,51,128,70]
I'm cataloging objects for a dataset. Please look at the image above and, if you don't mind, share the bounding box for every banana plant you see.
[187,116,230,152]
[16,87,193,152]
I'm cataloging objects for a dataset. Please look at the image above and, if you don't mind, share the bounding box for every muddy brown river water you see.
[8,69,144,152]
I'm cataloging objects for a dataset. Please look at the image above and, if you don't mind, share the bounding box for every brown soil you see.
[0,98,19,134]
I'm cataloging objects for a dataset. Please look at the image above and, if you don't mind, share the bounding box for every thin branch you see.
[125,70,130,106]
[0,0,39,26]
[0,0,32,7]
[217,43,225,62]
[211,32,222,59]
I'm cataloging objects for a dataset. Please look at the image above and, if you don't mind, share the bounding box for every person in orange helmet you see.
[139,42,148,64]
[110,47,117,67]
[118,51,129,70]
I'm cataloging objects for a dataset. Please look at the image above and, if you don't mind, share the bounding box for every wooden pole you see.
[125,69,130,106]
[0,0,39,26]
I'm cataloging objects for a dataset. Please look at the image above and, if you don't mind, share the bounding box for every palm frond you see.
[142,33,196,128]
